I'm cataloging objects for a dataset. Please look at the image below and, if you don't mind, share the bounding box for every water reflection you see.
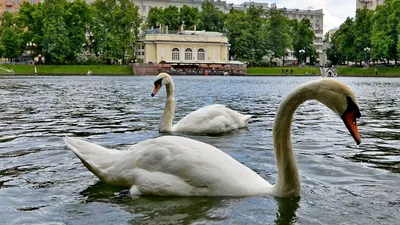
[82,182,301,225]
[274,197,300,225]
[82,181,231,224]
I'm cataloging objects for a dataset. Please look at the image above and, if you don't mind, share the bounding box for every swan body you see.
[65,78,361,198]
[151,73,251,134]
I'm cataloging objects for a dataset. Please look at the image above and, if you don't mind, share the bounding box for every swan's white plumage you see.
[65,79,361,198]
[65,136,272,196]
[172,104,252,134]
[153,73,251,134]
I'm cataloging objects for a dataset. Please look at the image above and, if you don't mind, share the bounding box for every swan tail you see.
[64,137,121,181]
[243,115,252,122]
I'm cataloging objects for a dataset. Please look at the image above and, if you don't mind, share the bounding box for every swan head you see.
[151,73,173,97]
[311,79,361,145]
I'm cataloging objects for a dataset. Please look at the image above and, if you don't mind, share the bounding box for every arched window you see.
[185,48,193,60]
[197,48,205,61]
[172,48,180,60]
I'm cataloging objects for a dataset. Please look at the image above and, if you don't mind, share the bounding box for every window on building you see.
[299,15,302,18]
[31,0,34,4]
[141,45,144,49]
[15,7,19,11]
[15,0,19,4]
[197,48,205,61]
[142,6,146,12]
[185,48,193,60]
[172,48,180,60]
[6,7,12,12]
[311,15,313,19]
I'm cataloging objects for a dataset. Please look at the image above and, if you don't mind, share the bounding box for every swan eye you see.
[344,96,361,118]
[154,78,163,86]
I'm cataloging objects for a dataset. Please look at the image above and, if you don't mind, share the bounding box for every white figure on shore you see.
[87,70,92,75]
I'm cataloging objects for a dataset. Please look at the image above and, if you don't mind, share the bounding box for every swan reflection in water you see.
[81,182,300,224]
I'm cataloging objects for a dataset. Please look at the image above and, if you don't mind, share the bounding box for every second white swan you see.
[65,78,361,198]
[151,73,252,134]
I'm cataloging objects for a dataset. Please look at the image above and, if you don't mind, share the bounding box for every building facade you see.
[356,0,385,10]
[132,0,324,64]
[136,29,230,63]
[134,28,246,75]
[0,0,42,13]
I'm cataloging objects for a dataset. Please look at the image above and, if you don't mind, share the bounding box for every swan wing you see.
[66,136,269,196]
[173,104,252,134]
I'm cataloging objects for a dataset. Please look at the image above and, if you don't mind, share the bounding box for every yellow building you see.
[133,28,245,75]
[136,28,230,64]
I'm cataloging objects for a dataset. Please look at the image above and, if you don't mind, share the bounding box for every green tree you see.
[64,0,93,63]
[0,12,24,60]
[371,0,399,64]
[265,8,291,65]
[198,1,225,32]
[145,7,164,29]
[225,6,266,65]
[17,2,44,57]
[91,0,142,64]
[292,18,317,64]
[353,8,373,64]
[335,17,357,64]
[326,32,343,65]
[162,6,180,30]
[179,5,199,30]
[41,0,70,64]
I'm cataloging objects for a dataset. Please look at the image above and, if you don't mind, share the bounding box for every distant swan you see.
[151,73,251,134]
[64,79,361,197]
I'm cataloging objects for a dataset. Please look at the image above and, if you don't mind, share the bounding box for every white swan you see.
[151,73,252,134]
[64,79,361,197]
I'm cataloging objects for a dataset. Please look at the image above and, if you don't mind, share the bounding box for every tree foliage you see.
[291,18,317,64]
[198,1,225,32]
[0,12,25,59]
[179,5,199,30]
[145,7,164,29]
[327,0,400,65]
[265,8,291,65]
[88,0,142,63]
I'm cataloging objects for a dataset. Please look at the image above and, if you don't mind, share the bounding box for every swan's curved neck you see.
[272,83,317,197]
[159,81,175,132]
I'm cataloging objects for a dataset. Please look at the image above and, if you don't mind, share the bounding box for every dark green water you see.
[0,76,399,224]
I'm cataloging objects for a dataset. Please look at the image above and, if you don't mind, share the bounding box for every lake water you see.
[0,75,399,225]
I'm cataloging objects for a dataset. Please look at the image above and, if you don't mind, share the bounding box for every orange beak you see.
[341,110,361,145]
[151,83,161,97]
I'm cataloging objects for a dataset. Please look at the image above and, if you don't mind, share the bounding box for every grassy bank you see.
[336,67,400,76]
[247,67,321,76]
[247,66,400,76]
[0,64,133,75]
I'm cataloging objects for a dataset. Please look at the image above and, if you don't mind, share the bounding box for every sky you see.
[226,0,356,33]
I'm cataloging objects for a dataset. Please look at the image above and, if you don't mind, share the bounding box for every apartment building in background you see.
[0,0,42,13]
[356,0,385,10]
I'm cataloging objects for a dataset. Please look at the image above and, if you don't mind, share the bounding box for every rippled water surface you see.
[0,75,399,225]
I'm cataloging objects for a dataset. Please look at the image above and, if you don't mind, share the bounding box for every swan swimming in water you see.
[64,78,361,197]
[151,73,252,134]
